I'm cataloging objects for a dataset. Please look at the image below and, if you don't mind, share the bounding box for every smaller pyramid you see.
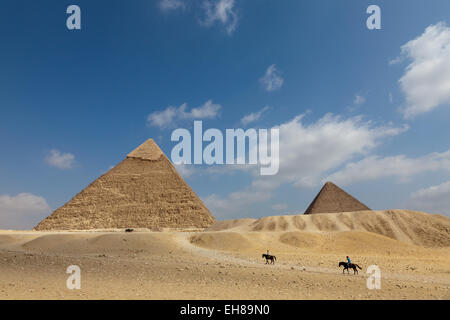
[304,182,370,215]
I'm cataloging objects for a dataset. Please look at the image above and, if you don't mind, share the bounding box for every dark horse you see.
[339,262,362,274]
[262,254,277,264]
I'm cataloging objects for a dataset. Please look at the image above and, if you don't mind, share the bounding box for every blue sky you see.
[1,0,450,229]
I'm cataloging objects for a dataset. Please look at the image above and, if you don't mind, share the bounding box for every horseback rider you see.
[263,250,276,264]
[346,256,351,267]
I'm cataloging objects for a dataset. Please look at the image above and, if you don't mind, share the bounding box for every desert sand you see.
[0,210,449,300]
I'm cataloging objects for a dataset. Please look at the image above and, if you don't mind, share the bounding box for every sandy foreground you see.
[0,210,449,300]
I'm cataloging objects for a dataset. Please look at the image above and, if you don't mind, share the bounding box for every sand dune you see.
[207,210,450,247]
[205,218,257,232]
[15,233,181,255]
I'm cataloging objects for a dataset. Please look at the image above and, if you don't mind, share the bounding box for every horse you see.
[339,261,362,274]
[262,254,277,264]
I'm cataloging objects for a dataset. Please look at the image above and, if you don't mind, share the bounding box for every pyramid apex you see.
[127,138,165,161]
[323,181,340,189]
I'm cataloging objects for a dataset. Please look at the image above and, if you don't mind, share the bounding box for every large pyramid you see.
[304,181,370,215]
[35,139,215,230]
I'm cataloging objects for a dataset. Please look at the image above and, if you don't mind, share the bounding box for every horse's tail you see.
[356,264,362,270]
[274,256,277,261]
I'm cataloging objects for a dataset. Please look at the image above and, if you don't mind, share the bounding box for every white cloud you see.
[147,106,178,128]
[147,100,221,128]
[203,190,270,219]
[0,193,51,230]
[174,163,257,179]
[354,94,366,105]
[189,100,221,118]
[260,64,284,92]
[182,113,405,188]
[201,0,238,35]
[174,163,197,178]
[272,203,288,211]
[251,113,408,190]
[159,0,185,11]
[325,150,450,186]
[394,22,450,118]
[409,181,450,215]
[240,106,269,126]
[206,164,256,175]
[45,149,75,169]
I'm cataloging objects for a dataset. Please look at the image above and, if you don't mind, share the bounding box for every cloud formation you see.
[203,189,271,219]
[394,22,450,118]
[45,150,75,169]
[0,193,51,229]
[147,100,221,128]
[325,150,450,186]
[252,113,408,190]
[354,94,366,105]
[409,181,450,215]
[260,65,284,92]
[272,203,288,211]
[201,0,238,35]
[240,106,270,126]
[159,0,185,11]
[174,163,197,178]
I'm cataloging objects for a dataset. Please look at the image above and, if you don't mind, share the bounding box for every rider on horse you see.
[346,256,351,267]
